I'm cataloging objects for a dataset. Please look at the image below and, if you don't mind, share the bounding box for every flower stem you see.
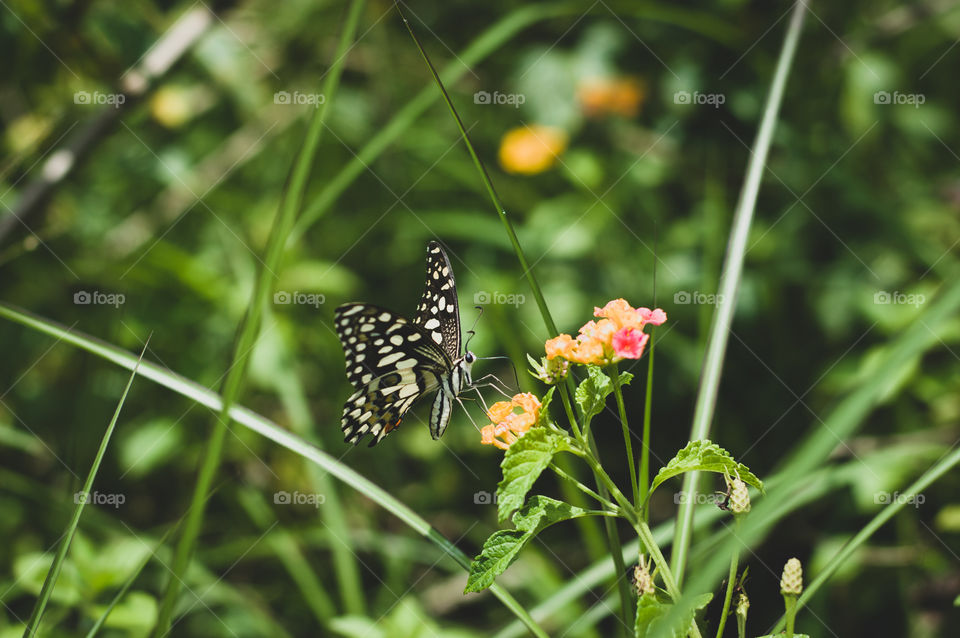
[635,521,703,638]
[639,328,656,516]
[784,595,797,638]
[610,364,639,510]
[714,519,742,638]
[549,461,610,507]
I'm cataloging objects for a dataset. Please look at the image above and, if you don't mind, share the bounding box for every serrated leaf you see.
[635,592,712,637]
[466,496,590,593]
[575,365,613,424]
[497,428,571,523]
[650,440,764,497]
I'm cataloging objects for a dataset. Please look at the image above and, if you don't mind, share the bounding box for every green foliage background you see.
[1,0,959,636]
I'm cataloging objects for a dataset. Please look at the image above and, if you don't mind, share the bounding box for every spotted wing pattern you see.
[335,303,451,446]
[413,241,462,361]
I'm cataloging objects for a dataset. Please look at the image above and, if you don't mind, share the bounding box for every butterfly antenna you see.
[464,305,483,351]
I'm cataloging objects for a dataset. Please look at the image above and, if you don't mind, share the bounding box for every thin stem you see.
[635,522,703,638]
[23,341,148,637]
[549,461,611,507]
[714,519,742,638]
[394,0,559,336]
[672,0,807,587]
[610,365,638,509]
[558,383,584,441]
[639,329,655,515]
[783,595,797,638]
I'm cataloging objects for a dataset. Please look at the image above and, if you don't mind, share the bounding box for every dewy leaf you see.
[497,428,571,523]
[465,496,591,593]
[635,592,712,638]
[650,440,764,498]
[575,365,614,425]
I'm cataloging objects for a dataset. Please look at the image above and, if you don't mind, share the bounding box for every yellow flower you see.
[481,393,542,450]
[498,125,567,175]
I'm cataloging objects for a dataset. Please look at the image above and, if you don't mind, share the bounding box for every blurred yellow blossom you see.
[498,125,567,175]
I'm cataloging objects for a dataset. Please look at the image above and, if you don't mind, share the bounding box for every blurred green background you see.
[1,0,959,636]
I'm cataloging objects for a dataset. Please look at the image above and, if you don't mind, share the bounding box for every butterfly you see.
[334,241,476,446]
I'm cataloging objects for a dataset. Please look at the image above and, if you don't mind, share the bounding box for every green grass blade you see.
[22,339,149,638]
[671,0,807,586]
[151,1,368,633]
[0,302,549,638]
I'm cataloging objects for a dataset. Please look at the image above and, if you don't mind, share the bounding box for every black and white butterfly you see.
[334,241,476,446]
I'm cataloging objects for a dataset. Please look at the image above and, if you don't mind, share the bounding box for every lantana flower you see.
[544,298,666,366]
[480,393,542,450]
[577,75,645,118]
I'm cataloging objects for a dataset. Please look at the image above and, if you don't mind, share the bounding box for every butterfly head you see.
[461,351,476,385]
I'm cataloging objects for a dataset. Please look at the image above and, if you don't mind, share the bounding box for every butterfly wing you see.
[413,241,462,361]
[335,303,450,446]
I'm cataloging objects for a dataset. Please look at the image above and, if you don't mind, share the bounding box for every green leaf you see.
[497,428,572,523]
[466,496,591,593]
[536,387,556,427]
[635,593,712,637]
[575,365,614,425]
[650,440,763,498]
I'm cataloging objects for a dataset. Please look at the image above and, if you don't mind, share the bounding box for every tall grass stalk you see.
[23,340,149,637]
[151,1,367,633]
[671,0,807,586]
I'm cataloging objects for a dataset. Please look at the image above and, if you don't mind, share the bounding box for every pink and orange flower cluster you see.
[480,393,541,450]
[545,298,666,366]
